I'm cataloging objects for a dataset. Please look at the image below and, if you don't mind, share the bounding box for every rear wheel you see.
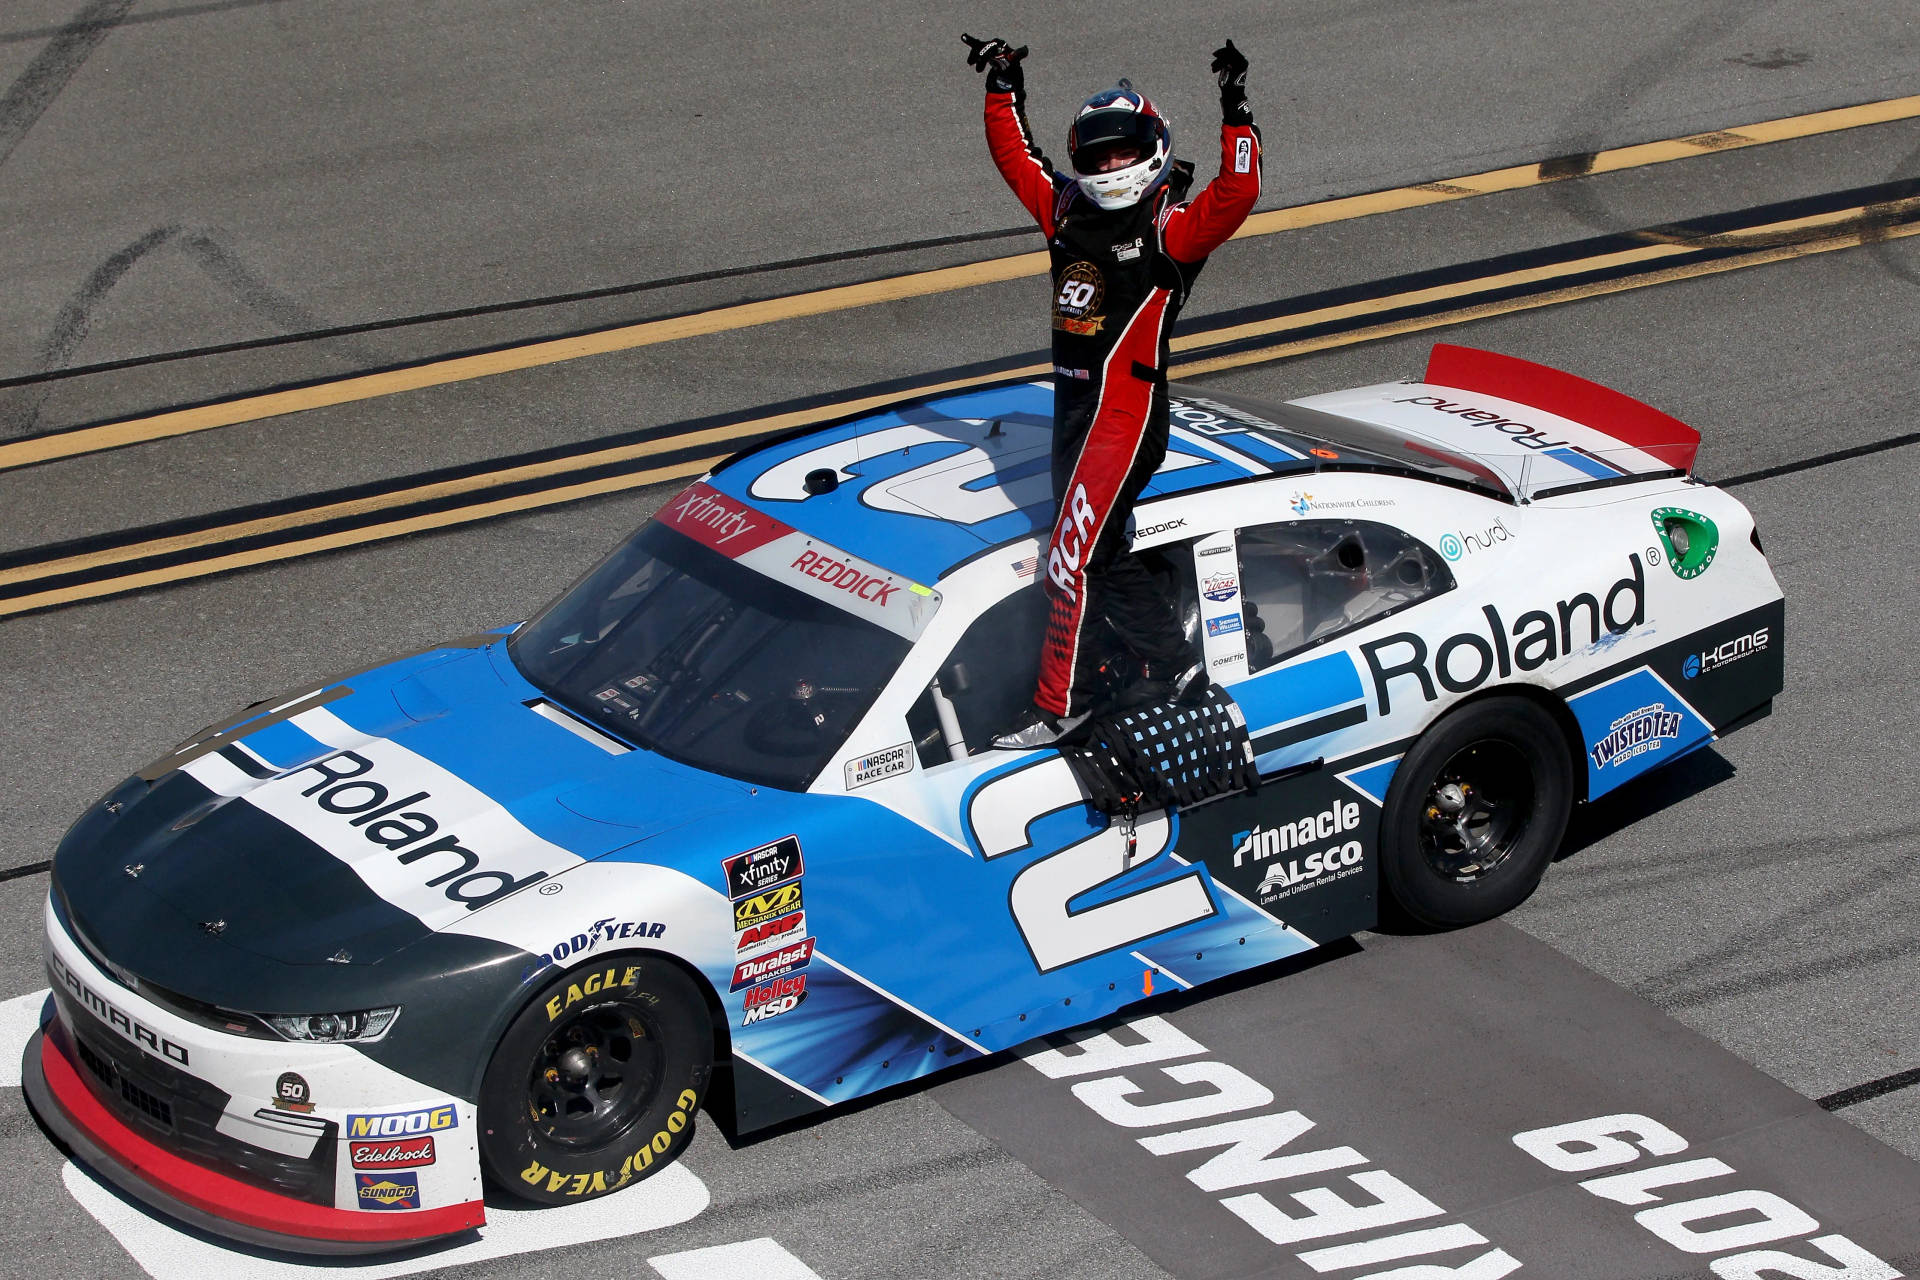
[479,955,712,1203]
[1380,696,1573,927]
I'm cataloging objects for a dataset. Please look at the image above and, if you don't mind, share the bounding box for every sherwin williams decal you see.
[1651,506,1719,579]
[1206,614,1243,637]
[1568,668,1711,800]
[355,1171,421,1210]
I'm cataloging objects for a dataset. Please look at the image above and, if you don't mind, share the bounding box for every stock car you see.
[24,343,1784,1252]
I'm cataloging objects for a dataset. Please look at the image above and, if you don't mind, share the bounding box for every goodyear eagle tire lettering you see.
[478,955,712,1204]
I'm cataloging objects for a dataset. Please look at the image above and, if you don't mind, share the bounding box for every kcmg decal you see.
[1360,556,1644,714]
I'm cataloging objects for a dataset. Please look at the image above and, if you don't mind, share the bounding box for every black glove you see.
[1211,39,1252,125]
[962,33,1028,94]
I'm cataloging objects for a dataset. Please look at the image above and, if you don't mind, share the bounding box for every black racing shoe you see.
[990,707,1091,750]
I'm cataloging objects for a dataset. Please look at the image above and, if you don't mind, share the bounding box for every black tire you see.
[478,954,713,1204]
[1379,696,1573,928]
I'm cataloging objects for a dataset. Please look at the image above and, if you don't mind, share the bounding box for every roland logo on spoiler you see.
[1394,395,1570,451]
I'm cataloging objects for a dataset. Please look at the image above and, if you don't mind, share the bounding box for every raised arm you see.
[964,33,1066,237]
[1162,40,1263,263]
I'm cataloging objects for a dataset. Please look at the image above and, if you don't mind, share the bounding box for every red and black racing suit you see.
[985,85,1262,718]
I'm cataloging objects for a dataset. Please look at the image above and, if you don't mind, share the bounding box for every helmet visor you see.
[1069,109,1161,175]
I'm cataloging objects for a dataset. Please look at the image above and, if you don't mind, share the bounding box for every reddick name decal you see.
[1361,555,1644,714]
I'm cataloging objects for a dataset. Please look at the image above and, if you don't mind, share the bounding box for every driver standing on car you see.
[963,34,1263,748]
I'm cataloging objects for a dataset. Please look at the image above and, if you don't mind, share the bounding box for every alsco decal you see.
[1361,555,1644,714]
[350,1136,435,1170]
[49,953,189,1066]
[730,936,816,991]
[518,1088,699,1197]
[657,482,786,555]
[346,1105,457,1139]
[290,751,549,910]
[723,835,803,899]
[790,549,899,605]
[734,882,802,929]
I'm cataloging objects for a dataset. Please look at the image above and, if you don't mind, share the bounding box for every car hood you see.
[60,640,750,970]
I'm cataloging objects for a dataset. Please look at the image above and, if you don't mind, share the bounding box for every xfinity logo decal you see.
[1589,704,1682,770]
[1684,626,1769,679]
[1394,395,1570,450]
[665,487,761,544]
[293,751,548,910]
[723,835,803,899]
[1361,556,1644,714]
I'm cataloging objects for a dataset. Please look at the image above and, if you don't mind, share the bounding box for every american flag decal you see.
[1011,556,1039,579]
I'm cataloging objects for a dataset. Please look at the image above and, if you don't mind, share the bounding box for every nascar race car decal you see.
[23,344,1783,1252]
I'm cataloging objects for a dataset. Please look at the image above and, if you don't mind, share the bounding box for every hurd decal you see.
[737,910,805,953]
[1394,395,1569,450]
[347,1105,458,1139]
[734,882,803,929]
[289,750,549,910]
[1047,485,1099,602]
[1437,517,1514,562]
[844,742,913,790]
[49,954,189,1066]
[741,973,808,1025]
[1684,626,1770,679]
[790,549,899,606]
[657,482,786,555]
[1361,555,1644,714]
[1590,703,1682,770]
[730,936,817,991]
[1513,1113,1896,1276]
[355,1172,420,1211]
[723,836,803,899]
[350,1136,435,1170]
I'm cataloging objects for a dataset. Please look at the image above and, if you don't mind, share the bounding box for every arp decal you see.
[724,836,804,899]
[1361,556,1645,714]
[350,1136,435,1170]
[736,910,805,953]
[1513,1114,1899,1276]
[346,1105,458,1139]
[355,1171,421,1211]
[734,882,803,930]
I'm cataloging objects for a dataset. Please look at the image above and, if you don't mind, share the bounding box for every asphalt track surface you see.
[1,2,1918,1277]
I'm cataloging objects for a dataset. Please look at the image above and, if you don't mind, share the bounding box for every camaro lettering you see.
[291,751,548,910]
[50,954,190,1066]
[346,1105,457,1138]
[1394,395,1570,451]
[1360,555,1644,714]
[790,550,897,605]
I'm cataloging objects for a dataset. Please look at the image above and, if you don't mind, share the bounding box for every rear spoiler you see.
[1425,343,1700,473]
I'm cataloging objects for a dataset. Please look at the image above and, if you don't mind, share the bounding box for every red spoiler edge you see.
[1424,343,1700,473]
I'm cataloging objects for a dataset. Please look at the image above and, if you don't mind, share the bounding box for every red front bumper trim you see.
[31,1027,485,1251]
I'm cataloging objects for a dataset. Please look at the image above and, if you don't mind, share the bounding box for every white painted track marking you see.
[649,1237,826,1279]
[0,988,50,1088]
[63,1158,710,1279]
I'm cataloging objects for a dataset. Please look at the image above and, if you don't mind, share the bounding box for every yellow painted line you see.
[5,208,1916,620]
[3,93,1918,475]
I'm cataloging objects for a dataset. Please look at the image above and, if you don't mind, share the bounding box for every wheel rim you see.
[1417,739,1536,883]
[528,1001,665,1150]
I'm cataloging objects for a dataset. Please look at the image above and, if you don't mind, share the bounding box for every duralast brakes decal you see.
[730,936,816,991]
[517,1087,699,1198]
[723,836,803,900]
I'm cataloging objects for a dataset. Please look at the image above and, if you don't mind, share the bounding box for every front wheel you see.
[1379,696,1573,928]
[479,955,713,1203]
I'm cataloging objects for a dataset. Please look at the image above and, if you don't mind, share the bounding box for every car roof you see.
[707,378,1497,586]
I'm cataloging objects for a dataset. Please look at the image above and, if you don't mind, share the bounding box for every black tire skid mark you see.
[0,0,135,172]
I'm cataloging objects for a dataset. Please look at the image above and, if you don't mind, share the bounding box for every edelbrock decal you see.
[350,1136,435,1170]
[1361,555,1644,714]
[845,742,913,790]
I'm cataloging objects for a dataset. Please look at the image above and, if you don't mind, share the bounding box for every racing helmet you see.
[1067,81,1172,211]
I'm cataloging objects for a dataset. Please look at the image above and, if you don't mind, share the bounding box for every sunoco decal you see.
[355,1171,421,1211]
[844,742,913,790]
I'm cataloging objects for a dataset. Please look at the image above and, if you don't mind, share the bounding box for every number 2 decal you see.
[966,756,1216,972]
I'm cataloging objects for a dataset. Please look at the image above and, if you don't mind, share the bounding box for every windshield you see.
[509,523,914,790]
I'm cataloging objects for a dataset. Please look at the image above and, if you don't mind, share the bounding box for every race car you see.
[25,343,1784,1252]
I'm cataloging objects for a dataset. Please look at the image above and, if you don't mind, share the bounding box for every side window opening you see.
[1237,520,1454,673]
